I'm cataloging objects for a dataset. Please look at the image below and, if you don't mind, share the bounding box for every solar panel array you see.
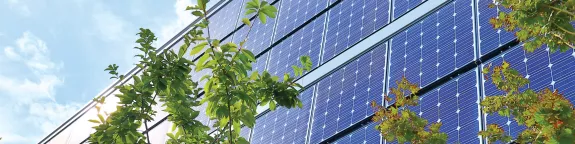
[45,0,575,143]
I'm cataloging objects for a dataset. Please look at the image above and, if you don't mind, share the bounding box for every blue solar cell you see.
[322,0,390,63]
[332,122,380,144]
[274,0,328,40]
[251,87,315,144]
[267,15,325,78]
[477,0,515,55]
[309,45,386,143]
[393,0,425,20]
[232,3,278,55]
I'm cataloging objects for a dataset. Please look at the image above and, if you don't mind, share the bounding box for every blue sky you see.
[0,0,204,143]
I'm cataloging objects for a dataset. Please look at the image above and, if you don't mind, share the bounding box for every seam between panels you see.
[264,0,283,72]
[305,85,320,144]
[305,0,332,143]
[383,0,394,142]
[471,0,487,143]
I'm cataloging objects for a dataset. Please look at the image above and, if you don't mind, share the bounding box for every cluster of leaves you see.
[88,0,311,143]
[488,0,575,52]
[186,0,310,143]
[479,61,575,143]
[371,77,447,144]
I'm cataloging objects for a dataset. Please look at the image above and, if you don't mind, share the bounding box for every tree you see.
[371,77,448,144]
[489,0,575,52]
[479,61,575,143]
[88,0,312,143]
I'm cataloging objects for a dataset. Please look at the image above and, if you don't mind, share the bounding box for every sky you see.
[0,0,207,143]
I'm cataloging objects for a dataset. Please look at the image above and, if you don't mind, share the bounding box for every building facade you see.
[40,0,575,143]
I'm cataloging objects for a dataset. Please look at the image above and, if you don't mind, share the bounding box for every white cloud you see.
[6,0,31,16]
[157,0,197,46]
[0,31,81,144]
[92,6,129,42]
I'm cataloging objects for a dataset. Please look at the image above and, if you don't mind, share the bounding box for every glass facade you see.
[40,0,575,144]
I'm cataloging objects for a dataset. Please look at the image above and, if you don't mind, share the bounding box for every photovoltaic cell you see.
[267,15,325,78]
[477,0,515,55]
[250,87,315,144]
[274,0,328,40]
[321,0,390,63]
[393,0,425,20]
[309,44,386,143]
[388,0,474,104]
[332,122,380,144]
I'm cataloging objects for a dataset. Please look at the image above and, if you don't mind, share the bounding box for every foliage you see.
[371,77,447,144]
[479,61,575,144]
[88,0,312,144]
[488,0,575,52]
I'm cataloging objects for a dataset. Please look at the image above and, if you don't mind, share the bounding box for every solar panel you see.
[309,44,386,143]
[321,0,390,63]
[332,122,380,144]
[274,0,328,40]
[267,15,325,78]
[388,71,481,143]
[393,0,425,20]
[477,0,515,56]
[250,87,315,144]
[388,0,474,103]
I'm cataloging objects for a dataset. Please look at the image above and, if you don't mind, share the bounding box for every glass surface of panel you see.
[389,71,481,143]
[251,88,315,144]
[267,15,325,78]
[332,122,380,144]
[208,0,243,40]
[477,0,515,55]
[393,0,426,20]
[232,8,277,55]
[481,45,575,139]
[388,0,474,103]
[321,0,390,63]
[274,0,328,40]
[309,44,386,143]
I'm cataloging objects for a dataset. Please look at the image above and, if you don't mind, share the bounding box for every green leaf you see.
[245,9,257,15]
[98,114,105,124]
[242,18,251,26]
[258,11,267,24]
[89,119,101,124]
[191,42,208,55]
[192,11,204,17]
[269,101,276,110]
[241,49,255,61]
[300,55,312,71]
[190,111,200,119]
[238,137,250,144]
[261,5,278,18]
